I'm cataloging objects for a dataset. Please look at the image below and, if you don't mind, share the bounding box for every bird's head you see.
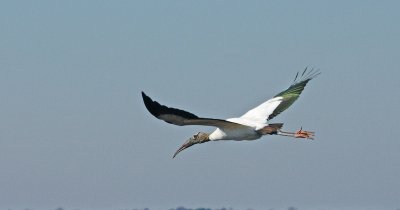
[173,132,210,158]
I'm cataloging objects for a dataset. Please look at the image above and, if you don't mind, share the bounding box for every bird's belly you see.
[209,128,261,141]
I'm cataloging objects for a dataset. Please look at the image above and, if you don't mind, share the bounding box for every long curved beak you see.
[172,139,196,158]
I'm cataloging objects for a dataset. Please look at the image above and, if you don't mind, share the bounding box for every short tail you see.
[257,123,284,135]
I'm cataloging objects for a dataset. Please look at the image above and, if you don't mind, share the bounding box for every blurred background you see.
[0,1,399,210]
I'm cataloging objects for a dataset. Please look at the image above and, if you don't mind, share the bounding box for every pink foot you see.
[294,127,315,140]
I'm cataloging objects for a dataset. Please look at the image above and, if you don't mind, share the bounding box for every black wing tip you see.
[141,91,163,118]
[274,67,320,98]
[293,67,321,84]
[141,91,149,102]
[141,91,150,101]
[141,91,200,121]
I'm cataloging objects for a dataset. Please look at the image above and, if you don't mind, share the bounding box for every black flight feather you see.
[142,91,199,121]
[141,91,247,128]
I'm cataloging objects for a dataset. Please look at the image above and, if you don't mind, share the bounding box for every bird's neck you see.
[197,132,210,143]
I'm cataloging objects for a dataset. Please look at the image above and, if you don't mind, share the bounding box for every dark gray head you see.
[173,132,210,158]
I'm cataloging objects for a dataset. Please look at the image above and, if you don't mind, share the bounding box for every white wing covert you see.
[240,97,283,124]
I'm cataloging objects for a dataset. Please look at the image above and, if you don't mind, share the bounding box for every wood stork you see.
[142,68,320,158]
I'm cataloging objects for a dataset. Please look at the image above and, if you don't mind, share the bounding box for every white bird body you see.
[209,96,286,141]
[142,68,319,158]
[208,121,261,141]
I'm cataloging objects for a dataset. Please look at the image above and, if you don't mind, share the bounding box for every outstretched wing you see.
[142,92,247,129]
[240,68,320,123]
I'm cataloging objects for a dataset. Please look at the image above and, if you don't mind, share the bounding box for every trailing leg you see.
[277,127,314,140]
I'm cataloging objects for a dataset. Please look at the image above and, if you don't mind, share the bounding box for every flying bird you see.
[142,68,320,158]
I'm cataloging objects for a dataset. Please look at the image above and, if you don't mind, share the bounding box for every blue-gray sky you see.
[1,1,400,210]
